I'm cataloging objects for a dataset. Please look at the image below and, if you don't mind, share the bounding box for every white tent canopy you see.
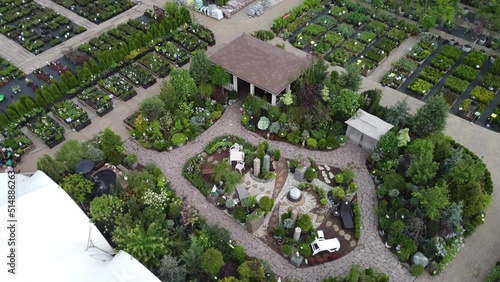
[345,109,394,151]
[0,171,160,282]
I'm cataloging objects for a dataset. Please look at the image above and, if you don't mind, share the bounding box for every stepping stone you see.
[207,156,213,162]
[321,171,327,178]
[213,160,219,165]
[328,172,334,179]
[324,165,330,171]
[325,178,331,184]
[318,166,324,170]
[259,187,265,192]
[344,234,351,241]
[265,190,272,195]
[339,230,345,236]
[326,221,332,227]
[245,181,251,185]
[350,240,357,247]
[316,215,324,223]
[333,224,339,231]
[252,184,258,188]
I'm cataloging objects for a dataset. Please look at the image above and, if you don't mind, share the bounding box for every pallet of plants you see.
[481,72,500,92]
[119,64,157,89]
[98,75,137,101]
[155,41,190,67]
[342,39,366,56]
[345,10,370,27]
[438,89,460,107]
[385,28,407,43]
[311,40,333,56]
[356,57,378,76]
[374,37,398,54]
[370,127,493,276]
[187,24,216,46]
[172,30,208,52]
[320,31,344,48]
[137,51,172,78]
[430,54,456,72]
[328,48,354,67]
[443,76,470,94]
[364,47,387,64]
[329,5,348,20]
[51,100,91,131]
[293,33,312,49]
[457,98,478,121]
[381,58,418,89]
[335,23,356,38]
[462,49,488,68]
[407,78,433,98]
[301,23,327,39]
[356,31,377,45]
[0,124,34,159]
[365,20,388,37]
[50,0,135,23]
[26,112,65,148]
[77,86,113,117]
[451,64,480,82]
[0,57,25,86]
[315,15,337,30]
[418,66,444,85]
[439,45,463,62]
[487,105,500,131]
[469,86,495,105]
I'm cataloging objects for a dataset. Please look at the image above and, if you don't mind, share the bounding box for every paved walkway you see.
[12,1,500,281]
[367,35,421,82]
[124,103,411,281]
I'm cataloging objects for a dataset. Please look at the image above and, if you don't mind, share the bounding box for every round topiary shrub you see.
[334,173,344,184]
[232,245,247,263]
[281,244,293,256]
[305,167,317,182]
[259,196,274,213]
[171,133,187,146]
[389,220,405,235]
[297,214,313,233]
[298,243,312,257]
[201,248,224,276]
[411,264,425,276]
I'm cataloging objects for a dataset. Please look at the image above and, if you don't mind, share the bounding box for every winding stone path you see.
[124,103,412,281]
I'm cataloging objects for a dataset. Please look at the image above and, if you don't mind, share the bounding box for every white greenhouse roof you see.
[345,109,394,141]
[0,171,159,282]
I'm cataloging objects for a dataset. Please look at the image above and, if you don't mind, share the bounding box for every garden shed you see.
[210,33,312,105]
[0,171,160,282]
[344,109,393,151]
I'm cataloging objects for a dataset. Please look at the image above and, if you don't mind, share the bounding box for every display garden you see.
[0,0,86,54]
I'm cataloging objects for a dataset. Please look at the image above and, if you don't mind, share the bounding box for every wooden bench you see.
[202,168,214,175]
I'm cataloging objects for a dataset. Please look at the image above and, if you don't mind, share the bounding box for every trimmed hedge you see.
[353,201,361,239]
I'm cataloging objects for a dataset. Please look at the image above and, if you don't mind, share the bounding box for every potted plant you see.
[377,185,387,199]
[272,225,287,239]
[281,244,293,257]
[288,159,297,173]
[332,186,345,208]
[125,153,138,169]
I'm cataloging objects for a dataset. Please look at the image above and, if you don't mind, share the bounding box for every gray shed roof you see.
[210,33,312,94]
[345,109,394,141]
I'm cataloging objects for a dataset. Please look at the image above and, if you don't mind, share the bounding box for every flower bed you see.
[444,76,470,94]
[315,15,337,30]
[98,75,137,101]
[343,39,366,55]
[0,0,85,54]
[407,78,433,97]
[26,113,65,148]
[34,68,53,83]
[365,47,387,64]
[418,66,443,84]
[357,31,377,44]
[119,64,157,89]
[172,30,208,52]
[366,20,388,37]
[430,54,455,72]
[49,0,135,23]
[462,50,488,68]
[78,86,113,116]
[138,52,172,78]
[0,125,34,157]
[155,41,190,67]
[187,24,216,46]
[328,48,354,67]
[374,37,398,53]
[469,86,495,104]
[440,45,463,61]
[0,57,24,86]
[51,100,91,131]
[452,65,480,82]
[48,61,70,74]
[481,72,500,92]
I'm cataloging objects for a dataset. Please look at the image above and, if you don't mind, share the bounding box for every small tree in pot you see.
[125,153,138,169]
[332,186,345,208]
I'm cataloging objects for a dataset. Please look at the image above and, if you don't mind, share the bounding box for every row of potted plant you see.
[155,41,190,67]
[172,30,208,53]
[51,100,91,131]
[187,24,216,46]
[137,51,172,78]
[0,124,34,158]
[77,86,113,116]
[0,57,25,86]
[381,58,418,89]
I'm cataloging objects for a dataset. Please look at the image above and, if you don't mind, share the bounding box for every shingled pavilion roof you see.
[210,33,312,95]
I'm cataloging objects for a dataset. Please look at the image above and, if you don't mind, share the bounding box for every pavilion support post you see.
[271,94,277,106]
[250,83,255,94]
[233,75,238,92]
[286,84,291,92]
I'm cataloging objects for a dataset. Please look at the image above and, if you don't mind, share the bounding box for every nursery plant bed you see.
[155,41,190,67]
[98,75,137,101]
[0,57,25,86]
[137,51,173,78]
[26,113,65,148]
[51,100,91,131]
[172,30,208,52]
[77,86,113,117]
[119,64,157,89]
[0,126,34,157]
[438,90,460,107]
[187,24,216,46]
[49,0,136,24]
